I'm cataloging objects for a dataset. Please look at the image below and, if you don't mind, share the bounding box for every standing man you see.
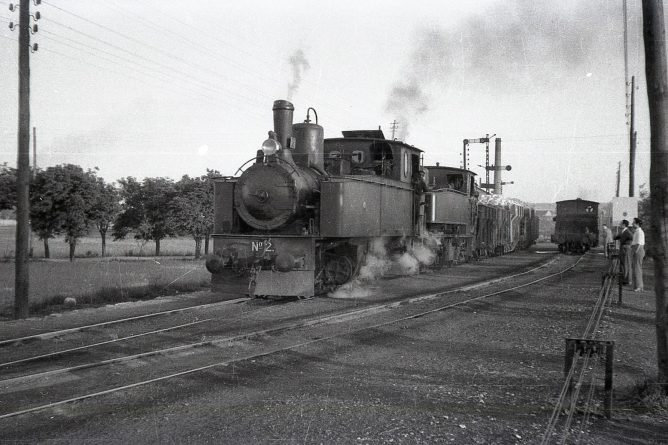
[631,217,645,292]
[602,224,613,258]
[412,169,429,230]
[614,220,633,285]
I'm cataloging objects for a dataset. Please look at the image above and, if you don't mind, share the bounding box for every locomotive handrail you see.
[234,156,301,177]
[234,157,260,176]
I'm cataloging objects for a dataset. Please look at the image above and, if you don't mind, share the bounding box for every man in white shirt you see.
[631,217,645,291]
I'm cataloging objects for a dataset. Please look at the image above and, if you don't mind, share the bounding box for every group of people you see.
[602,218,646,292]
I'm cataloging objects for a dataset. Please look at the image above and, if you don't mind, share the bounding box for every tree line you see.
[0,163,217,260]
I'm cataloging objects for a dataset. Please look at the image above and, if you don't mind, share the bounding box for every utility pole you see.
[30,126,36,258]
[623,0,638,198]
[389,120,399,140]
[624,0,630,115]
[629,75,637,197]
[616,161,621,198]
[32,126,36,177]
[11,0,39,319]
[641,0,668,394]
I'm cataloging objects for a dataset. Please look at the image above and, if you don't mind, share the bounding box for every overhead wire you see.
[36,28,251,109]
[41,1,272,109]
[36,34,224,109]
[41,17,267,110]
[95,1,274,92]
[100,0,377,129]
[1,13,271,153]
[2,21,258,123]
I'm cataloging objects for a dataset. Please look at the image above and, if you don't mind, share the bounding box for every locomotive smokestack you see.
[272,100,294,151]
[494,138,502,194]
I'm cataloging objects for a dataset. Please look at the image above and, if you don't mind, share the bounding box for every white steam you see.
[358,238,392,281]
[328,237,441,299]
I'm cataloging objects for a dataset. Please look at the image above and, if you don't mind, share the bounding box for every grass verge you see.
[0,257,211,319]
[6,279,210,319]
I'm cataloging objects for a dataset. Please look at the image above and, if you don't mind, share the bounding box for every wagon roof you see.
[556,198,599,205]
[424,165,477,176]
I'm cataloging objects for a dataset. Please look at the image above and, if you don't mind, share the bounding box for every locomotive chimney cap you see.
[273,100,294,111]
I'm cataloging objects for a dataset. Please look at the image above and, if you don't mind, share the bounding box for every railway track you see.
[0,296,250,347]
[0,251,579,421]
[0,253,558,367]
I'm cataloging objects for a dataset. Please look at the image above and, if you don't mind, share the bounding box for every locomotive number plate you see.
[250,239,275,255]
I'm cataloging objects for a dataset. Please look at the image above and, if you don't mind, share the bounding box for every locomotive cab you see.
[423,166,476,196]
[323,130,423,185]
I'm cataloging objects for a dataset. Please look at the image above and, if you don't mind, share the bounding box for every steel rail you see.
[574,364,599,444]
[0,254,562,380]
[559,353,592,444]
[0,253,578,420]
[0,297,250,347]
[1,254,560,368]
[542,353,584,443]
[0,316,221,368]
[541,254,619,444]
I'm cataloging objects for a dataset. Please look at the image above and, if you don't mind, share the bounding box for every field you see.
[0,225,211,317]
[0,225,198,259]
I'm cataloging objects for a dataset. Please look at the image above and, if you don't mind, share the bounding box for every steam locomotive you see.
[205,100,538,298]
[551,199,599,253]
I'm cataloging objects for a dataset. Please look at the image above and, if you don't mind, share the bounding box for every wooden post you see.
[563,339,576,405]
[629,76,636,197]
[14,0,31,319]
[641,0,668,393]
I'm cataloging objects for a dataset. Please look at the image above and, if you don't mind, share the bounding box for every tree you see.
[90,179,120,257]
[642,0,668,393]
[0,163,17,210]
[113,177,177,256]
[638,184,652,230]
[30,165,99,261]
[173,173,215,259]
[61,168,99,261]
[30,168,63,258]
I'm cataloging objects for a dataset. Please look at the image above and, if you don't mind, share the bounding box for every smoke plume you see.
[385,0,608,140]
[287,49,310,100]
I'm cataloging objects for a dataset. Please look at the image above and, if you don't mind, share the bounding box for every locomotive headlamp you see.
[261,138,281,156]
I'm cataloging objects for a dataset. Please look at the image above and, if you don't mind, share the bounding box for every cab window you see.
[403,151,410,178]
[446,174,465,192]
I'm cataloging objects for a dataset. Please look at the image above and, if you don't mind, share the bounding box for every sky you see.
[0,0,656,204]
